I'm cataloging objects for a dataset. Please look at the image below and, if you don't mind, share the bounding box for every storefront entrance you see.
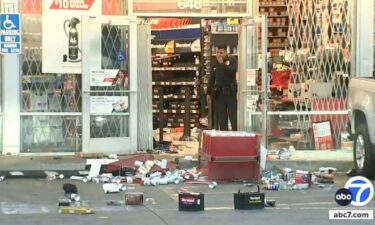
[81,16,138,154]
[141,15,268,147]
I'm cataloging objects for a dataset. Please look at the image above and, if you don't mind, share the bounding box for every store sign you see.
[133,0,248,14]
[177,0,202,10]
[42,0,101,73]
[0,13,21,54]
[49,0,95,10]
[174,39,200,53]
[151,39,200,54]
[312,121,334,150]
[90,96,129,113]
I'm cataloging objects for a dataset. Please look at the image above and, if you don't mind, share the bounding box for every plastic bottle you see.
[211,45,216,55]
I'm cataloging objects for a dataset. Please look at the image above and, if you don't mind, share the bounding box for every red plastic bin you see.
[204,161,260,180]
[202,131,259,157]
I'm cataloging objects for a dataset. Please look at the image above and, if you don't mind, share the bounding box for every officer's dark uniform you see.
[208,56,238,131]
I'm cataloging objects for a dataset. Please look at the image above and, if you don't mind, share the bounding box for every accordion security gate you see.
[265,0,352,150]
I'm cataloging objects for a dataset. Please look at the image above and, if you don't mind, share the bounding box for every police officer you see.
[208,43,238,131]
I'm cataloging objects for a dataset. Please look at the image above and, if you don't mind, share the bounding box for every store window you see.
[20,0,126,153]
[263,0,352,150]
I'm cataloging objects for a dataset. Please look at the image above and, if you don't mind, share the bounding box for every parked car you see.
[348,77,375,178]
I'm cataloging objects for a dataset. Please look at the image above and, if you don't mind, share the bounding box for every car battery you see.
[57,198,71,206]
[234,187,265,210]
[125,192,144,205]
[178,192,204,211]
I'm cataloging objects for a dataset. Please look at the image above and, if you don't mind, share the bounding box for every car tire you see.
[353,123,375,178]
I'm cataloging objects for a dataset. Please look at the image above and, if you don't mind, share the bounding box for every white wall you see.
[355,0,374,77]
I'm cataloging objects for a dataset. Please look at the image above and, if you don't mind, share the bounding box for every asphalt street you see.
[0,175,373,225]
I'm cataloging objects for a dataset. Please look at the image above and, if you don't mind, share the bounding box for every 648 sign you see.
[177,0,202,10]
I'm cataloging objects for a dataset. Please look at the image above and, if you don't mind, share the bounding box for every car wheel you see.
[353,124,375,178]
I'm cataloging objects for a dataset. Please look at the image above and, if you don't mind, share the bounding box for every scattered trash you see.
[108,154,118,159]
[145,198,157,205]
[63,183,78,195]
[313,167,336,184]
[346,168,357,176]
[184,155,193,161]
[58,206,95,215]
[57,198,71,206]
[46,171,65,181]
[134,160,144,167]
[125,192,144,205]
[160,159,168,169]
[70,176,87,181]
[103,183,126,193]
[278,148,292,160]
[107,200,122,206]
[208,181,217,189]
[265,199,276,207]
[0,176,5,182]
[264,182,280,191]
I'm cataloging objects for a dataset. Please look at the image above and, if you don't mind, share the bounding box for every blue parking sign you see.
[0,13,21,54]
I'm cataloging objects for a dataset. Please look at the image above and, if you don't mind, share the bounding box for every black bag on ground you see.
[63,183,78,195]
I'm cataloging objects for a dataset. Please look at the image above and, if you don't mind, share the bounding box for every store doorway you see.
[81,16,138,154]
[143,16,266,148]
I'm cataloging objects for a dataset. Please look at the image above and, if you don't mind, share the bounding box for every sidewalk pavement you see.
[0,149,354,178]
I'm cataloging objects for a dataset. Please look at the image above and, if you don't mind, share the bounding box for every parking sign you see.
[0,13,21,54]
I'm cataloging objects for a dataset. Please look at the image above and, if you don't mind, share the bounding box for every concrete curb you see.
[0,170,89,179]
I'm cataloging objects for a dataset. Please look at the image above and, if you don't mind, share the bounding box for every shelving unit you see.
[258,0,288,54]
[151,38,202,142]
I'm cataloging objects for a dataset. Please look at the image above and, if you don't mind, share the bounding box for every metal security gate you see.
[265,0,352,150]
[19,0,126,153]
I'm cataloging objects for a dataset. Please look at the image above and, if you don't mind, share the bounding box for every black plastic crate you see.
[178,192,204,211]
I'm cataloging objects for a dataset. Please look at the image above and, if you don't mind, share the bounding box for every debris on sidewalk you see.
[265,199,276,207]
[46,171,64,181]
[102,183,126,193]
[313,167,337,184]
[58,206,95,215]
[261,165,336,191]
[125,192,144,205]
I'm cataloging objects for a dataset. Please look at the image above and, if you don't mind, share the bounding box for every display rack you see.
[151,37,202,142]
[258,0,288,54]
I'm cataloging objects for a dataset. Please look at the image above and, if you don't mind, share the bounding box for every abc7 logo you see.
[335,188,352,206]
[335,176,374,207]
